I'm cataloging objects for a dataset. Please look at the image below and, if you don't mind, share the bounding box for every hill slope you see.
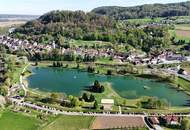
[91,1,190,20]
[14,10,170,53]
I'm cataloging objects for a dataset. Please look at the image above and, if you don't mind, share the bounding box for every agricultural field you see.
[91,116,146,129]
[175,24,190,31]
[176,30,190,39]
[43,115,94,130]
[0,111,41,130]
[169,24,190,42]
[0,21,26,34]
[126,17,162,25]
[0,21,26,27]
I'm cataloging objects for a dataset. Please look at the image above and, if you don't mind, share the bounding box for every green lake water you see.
[27,67,190,106]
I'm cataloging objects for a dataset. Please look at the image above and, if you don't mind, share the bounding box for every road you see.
[20,64,29,97]
[162,68,190,82]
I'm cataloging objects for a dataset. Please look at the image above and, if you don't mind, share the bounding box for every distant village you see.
[1,35,190,66]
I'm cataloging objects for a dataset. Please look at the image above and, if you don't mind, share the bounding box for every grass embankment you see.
[0,110,41,130]
[174,77,190,94]
[88,82,140,108]
[43,115,94,130]
[11,65,25,84]
[4,55,28,84]
[33,60,135,76]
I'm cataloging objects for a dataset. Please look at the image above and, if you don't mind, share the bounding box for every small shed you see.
[101,99,114,110]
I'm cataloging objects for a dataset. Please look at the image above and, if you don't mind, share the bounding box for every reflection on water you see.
[120,91,138,99]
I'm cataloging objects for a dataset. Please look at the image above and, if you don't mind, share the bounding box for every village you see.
[1,35,190,66]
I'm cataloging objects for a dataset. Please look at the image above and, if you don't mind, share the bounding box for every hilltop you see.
[91,1,190,20]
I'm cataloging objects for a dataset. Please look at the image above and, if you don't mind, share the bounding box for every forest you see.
[14,10,170,53]
[92,1,190,20]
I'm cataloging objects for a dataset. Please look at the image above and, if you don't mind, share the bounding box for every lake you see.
[27,67,190,106]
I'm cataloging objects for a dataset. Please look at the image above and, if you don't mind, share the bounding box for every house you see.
[8,28,15,33]
[101,99,114,110]
[0,60,5,72]
[149,117,160,125]
[166,54,186,61]
[178,68,188,75]
[161,115,181,125]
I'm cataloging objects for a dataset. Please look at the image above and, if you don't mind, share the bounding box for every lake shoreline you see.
[26,63,190,106]
[30,61,190,97]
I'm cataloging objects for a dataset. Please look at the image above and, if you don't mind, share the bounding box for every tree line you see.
[92,1,190,20]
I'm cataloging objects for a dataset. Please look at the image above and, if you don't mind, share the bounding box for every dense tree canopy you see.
[92,1,190,20]
[14,10,170,53]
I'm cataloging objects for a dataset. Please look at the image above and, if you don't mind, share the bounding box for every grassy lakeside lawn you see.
[11,65,25,84]
[43,115,94,130]
[31,61,123,75]
[174,77,190,93]
[32,60,136,76]
[0,110,42,130]
[3,54,28,85]
[87,82,141,108]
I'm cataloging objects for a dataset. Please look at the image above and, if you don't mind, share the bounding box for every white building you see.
[101,99,114,110]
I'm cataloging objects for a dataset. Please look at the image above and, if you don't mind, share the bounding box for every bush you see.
[91,80,105,93]
[87,66,95,73]
[107,70,112,75]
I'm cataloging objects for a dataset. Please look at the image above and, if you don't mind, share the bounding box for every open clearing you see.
[0,111,41,130]
[91,116,145,129]
[43,115,94,130]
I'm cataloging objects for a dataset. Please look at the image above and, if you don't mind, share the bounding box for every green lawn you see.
[88,82,140,108]
[69,39,113,48]
[0,111,41,130]
[175,77,190,93]
[43,115,94,130]
[11,66,24,84]
[126,17,162,24]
